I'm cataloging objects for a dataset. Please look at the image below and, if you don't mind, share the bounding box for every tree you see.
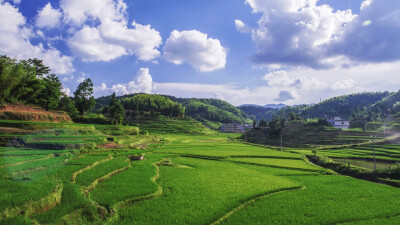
[288,112,301,123]
[74,79,95,116]
[269,117,286,137]
[109,93,125,125]
[37,74,63,110]
[259,119,267,127]
[0,56,25,103]
[58,95,79,117]
[252,120,256,129]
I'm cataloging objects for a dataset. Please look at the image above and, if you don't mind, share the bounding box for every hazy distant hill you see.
[264,103,287,109]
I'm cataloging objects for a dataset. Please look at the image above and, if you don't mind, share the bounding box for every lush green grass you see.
[90,156,161,208]
[0,155,48,165]
[114,157,300,225]
[222,175,400,225]
[75,157,129,187]
[227,157,324,171]
[318,142,400,163]
[333,158,395,170]
[0,177,57,212]
[2,119,400,224]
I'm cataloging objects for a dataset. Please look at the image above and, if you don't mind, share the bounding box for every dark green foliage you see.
[108,93,125,125]
[169,97,250,124]
[258,119,267,127]
[58,95,79,117]
[72,113,110,125]
[0,56,63,110]
[269,117,286,137]
[121,94,184,118]
[37,74,63,110]
[239,105,274,122]
[74,79,96,116]
[242,92,391,123]
[96,94,251,125]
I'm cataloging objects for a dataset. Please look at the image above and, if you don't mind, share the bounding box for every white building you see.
[220,123,247,133]
[326,116,350,129]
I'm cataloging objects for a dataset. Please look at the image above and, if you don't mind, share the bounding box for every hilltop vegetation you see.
[96,94,251,128]
[169,97,251,124]
[241,92,394,124]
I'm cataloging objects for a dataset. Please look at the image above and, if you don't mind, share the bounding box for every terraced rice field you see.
[318,141,400,170]
[1,120,400,224]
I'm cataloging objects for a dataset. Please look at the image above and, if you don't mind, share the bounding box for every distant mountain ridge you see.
[239,103,288,109]
[264,104,287,109]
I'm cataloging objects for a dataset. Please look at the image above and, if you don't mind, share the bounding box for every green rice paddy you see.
[0,119,400,224]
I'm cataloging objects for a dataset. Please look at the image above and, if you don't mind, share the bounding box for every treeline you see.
[122,94,185,117]
[241,92,392,124]
[168,97,251,124]
[0,56,63,110]
[0,55,125,125]
[239,105,275,122]
[97,94,185,118]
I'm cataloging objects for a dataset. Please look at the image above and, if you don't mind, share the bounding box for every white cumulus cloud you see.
[98,68,154,96]
[0,1,73,74]
[67,26,126,62]
[36,3,62,29]
[245,0,355,68]
[263,70,326,90]
[235,19,251,33]
[163,30,227,72]
[63,0,162,62]
[60,0,127,26]
[244,0,400,68]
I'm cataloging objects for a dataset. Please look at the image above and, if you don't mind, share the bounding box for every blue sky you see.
[1,0,399,105]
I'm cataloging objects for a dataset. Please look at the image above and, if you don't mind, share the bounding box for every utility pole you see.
[371,135,376,172]
[280,132,283,151]
[383,121,386,138]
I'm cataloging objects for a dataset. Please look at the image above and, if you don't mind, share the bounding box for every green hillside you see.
[96,94,252,129]
[241,92,391,122]
[168,97,251,124]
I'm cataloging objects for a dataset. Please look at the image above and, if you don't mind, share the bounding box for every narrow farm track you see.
[211,186,306,225]
[71,155,113,183]
[105,160,163,225]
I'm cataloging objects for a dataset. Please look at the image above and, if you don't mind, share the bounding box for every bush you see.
[72,113,110,125]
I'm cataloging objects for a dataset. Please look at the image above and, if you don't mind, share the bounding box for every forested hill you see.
[239,105,275,122]
[167,97,251,124]
[241,92,392,122]
[95,94,252,124]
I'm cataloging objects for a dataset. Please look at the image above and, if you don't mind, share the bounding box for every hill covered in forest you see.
[95,94,252,128]
[241,92,396,124]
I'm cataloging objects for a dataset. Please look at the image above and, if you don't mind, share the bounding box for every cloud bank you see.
[241,0,400,68]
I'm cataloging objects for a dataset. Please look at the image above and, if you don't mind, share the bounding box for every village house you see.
[326,116,350,129]
[220,123,249,133]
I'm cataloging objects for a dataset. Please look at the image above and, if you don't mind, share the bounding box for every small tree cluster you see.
[108,93,125,125]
